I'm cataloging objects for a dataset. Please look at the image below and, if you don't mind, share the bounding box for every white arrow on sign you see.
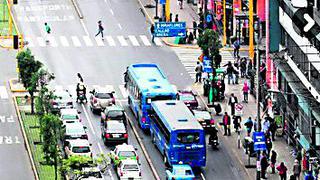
[178,32,184,36]
[303,13,315,32]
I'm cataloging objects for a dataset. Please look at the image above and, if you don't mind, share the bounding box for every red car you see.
[177,90,199,109]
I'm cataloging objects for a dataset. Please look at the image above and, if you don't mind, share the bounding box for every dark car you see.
[177,90,198,109]
[101,121,128,145]
[100,105,127,127]
[192,110,215,131]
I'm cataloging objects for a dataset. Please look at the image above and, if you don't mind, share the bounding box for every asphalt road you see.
[0,50,34,180]
[12,0,250,179]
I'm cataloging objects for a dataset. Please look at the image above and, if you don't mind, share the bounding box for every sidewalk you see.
[192,50,298,180]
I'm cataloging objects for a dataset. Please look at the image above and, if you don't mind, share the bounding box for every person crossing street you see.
[95,20,104,40]
[150,24,155,43]
[194,61,203,83]
[44,22,51,43]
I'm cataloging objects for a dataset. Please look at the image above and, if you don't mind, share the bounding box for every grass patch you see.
[0,1,17,36]
[20,112,61,180]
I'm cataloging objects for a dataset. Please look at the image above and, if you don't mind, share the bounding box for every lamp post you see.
[155,0,159,19]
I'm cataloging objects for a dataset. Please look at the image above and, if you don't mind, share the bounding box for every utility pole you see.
[223,0,227,46]
[155,0,159,19]
[249,0,254,60]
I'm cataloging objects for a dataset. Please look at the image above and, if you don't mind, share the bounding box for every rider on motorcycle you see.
[209,125,219,145]
[76,82,87,102]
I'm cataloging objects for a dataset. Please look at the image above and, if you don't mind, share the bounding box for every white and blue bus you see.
[126,64,177,130]
[150,100,206,168]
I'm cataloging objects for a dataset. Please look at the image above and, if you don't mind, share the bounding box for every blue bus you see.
[150,100,206,168]
[125,64,177,130]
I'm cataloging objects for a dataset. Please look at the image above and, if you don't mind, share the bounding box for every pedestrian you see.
[194,61,203,83]
[305,171,314,180]
[233,65,240,84]
[187,32,194,44]
[175,14,179,22]
[95,20,104,40]
[267,114,277,141]
[150,24,155,43]
[233,115,241,133]
[178,0,183,9]
[242,80,249,103]
[224,61,235,84]
[228,93,238,115]
[44,22,51,42]
[261,152,269,179]
[222,112,231,136]
[270,150,277,174]
[277,162,288,180]
[214,53,222,69]
[170,13,173,22]
[77,72,83,83]
[244,117,253,136]
[262,118,270,133]
[240,58,247,78]
[266,137,272,158]
[233,39,240,58]
[293,159,301,180]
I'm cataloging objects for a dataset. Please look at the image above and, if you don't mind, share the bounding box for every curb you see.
[12,95,39,180]
[126,115,160,180]
[9,78,27,93]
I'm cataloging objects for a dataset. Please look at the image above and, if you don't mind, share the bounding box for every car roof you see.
[82,167,100,173]
[116,143,135,151]
[172,164,193,170]
[105,105,124,112]
[68,139,90,146]
[192,110,211,119]
[61,109,78,115]
[95,87,113,93]
[120,159,139,165]
[107,120,124,126]
[65,123,85,132]
[178,90,194,95]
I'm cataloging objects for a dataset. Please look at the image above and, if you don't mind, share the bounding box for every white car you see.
[64,139,92,158]
[51,89,73,113]
[60,109,81,125]
[63,122,88,140]
[78,167,103,179]
[89,87,115,113]
[117,160,142,180]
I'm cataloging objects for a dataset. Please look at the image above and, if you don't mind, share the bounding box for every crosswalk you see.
[24,35,163,48]
[172,47,236,80]
[0,86,9,99]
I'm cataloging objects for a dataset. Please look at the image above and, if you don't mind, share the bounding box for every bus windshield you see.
[177,133,200,144]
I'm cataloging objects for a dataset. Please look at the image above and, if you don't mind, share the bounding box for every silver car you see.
[89,87,115,113]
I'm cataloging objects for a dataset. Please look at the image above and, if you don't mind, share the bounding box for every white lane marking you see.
[80,18,89,36]
[59,36,69,47]
[95,37,105,46]
[0,86,8,99]
[97,142,103,153]
[36,37,46,47]
[118,85,128,98]
[106,36,116,46]
[83,36,93,46]
[154,38,163,46]
[71,36,81,47]
[81,104,96,135]
[117,36,128,46]
[128,35,139,46]
[105,85,117,98]
[140,35,151,46]
[110,9,114,15]
[24,37,34,47]
[200,173,206,180]
[118,23,122,30]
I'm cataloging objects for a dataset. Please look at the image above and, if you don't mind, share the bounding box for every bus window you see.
[177,133,200,144]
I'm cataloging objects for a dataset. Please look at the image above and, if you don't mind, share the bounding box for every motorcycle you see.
[209,126,219,149]
[77,90,87,103]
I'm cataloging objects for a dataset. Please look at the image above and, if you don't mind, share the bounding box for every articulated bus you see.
[125,64,177,130]
[150,100,206,168]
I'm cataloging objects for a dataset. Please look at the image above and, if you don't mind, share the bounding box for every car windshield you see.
[62,115,78,119]
[123,164,139,171]
[72,146,90,153]
[119,151,136,158]
[175,169,193,176]
[96,93,111,99]
[179,94,195,101]
[67,127,85,134]
[107,111,124,119]
[177,133,200,144]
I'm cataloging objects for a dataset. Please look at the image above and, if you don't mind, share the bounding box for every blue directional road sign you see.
[154,22,186,37]
[159,0,166,4]
[203,56,212,73]
[253,132,267,151]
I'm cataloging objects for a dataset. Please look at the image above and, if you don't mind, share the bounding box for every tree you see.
[35,69,55,115]
[197,29,221,59]
[16,48,43,114]
[39,114,62,180]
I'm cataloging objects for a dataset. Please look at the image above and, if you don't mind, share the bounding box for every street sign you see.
[235,103,243,116]
[154,22,186,37]
[159,0,165,4]
[253,132,266,151]
[206,14,213,23]
[203,56,212,73]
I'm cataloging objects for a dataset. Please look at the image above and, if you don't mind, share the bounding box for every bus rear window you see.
[147,95,174,104]
[177,133,200,144]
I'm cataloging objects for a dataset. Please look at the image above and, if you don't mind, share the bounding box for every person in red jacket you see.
[222,112,231,136]
[277,162,288,180]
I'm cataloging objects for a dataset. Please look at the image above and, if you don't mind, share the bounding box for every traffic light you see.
[13,0,18,4]
[13,35,19,49]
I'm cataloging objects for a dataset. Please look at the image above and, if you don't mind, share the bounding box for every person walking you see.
[242,80,249,103]
[244,117,254,136]
[175,14,179,22]
[233,39,240,58]
[268,114,277,141]
[44,22,51,42]
[262,118,270,133]
[240,58,247,78]
[293,159,301,180]
[150,24,155,43]
[266,137,273,158]
[277,162,288,180]
[214,53,222,69]
[270,150,277,174]
[222,112,231,136]
[233,115,241,133]
[194,61,203,83]
[178,0,183,9]
[95,20,104,40]
[225,61,235,84]
[228,93,238,115]
[260,152,269,179]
